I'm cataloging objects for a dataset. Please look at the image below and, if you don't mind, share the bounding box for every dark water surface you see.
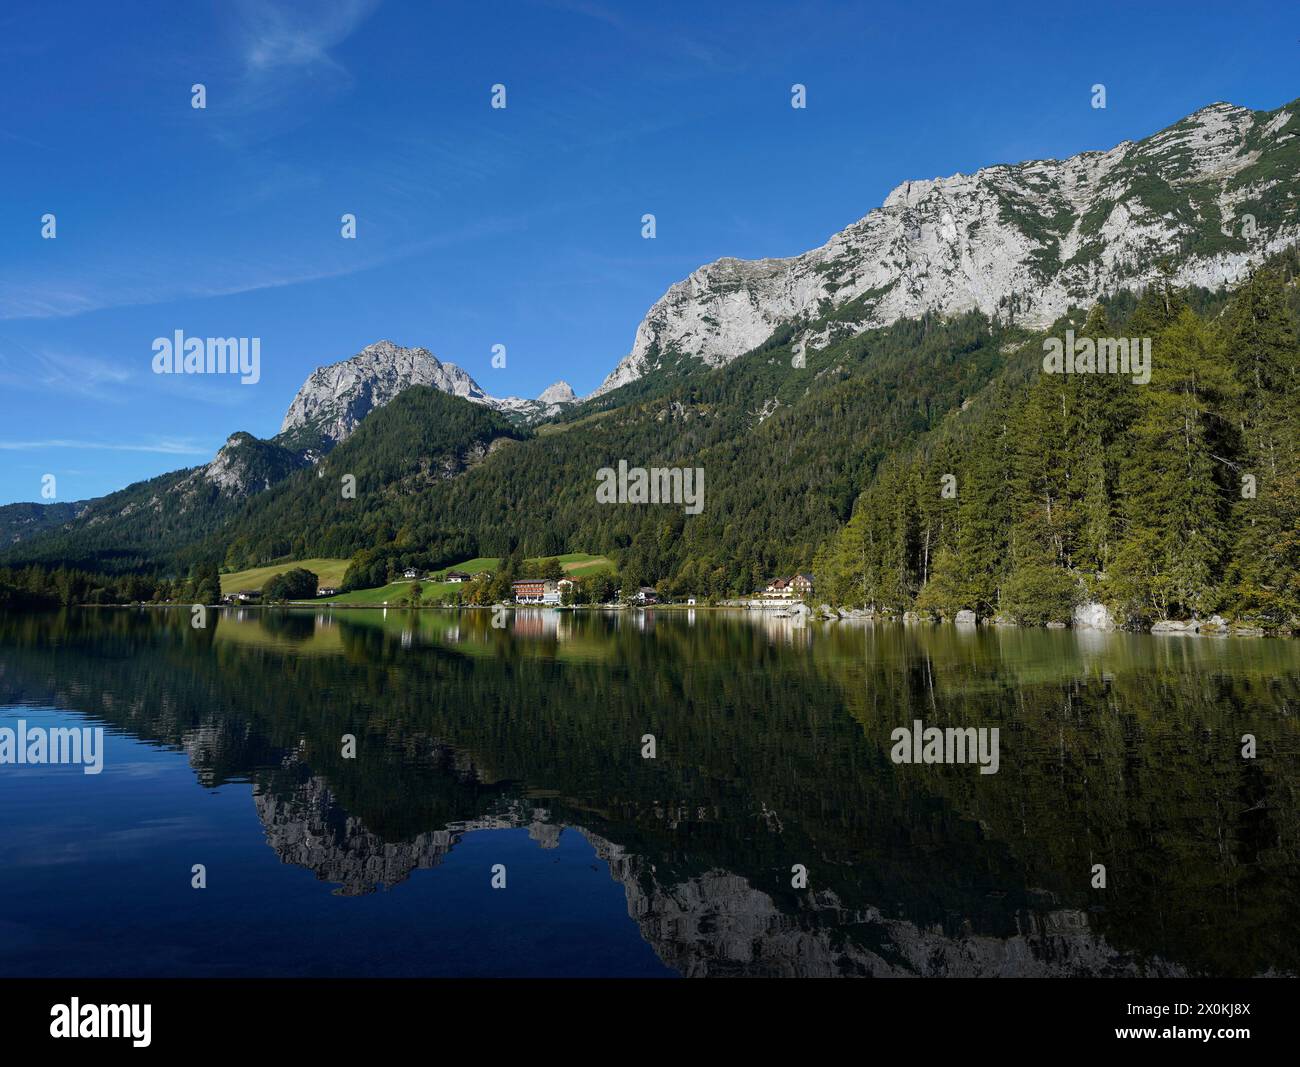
[0,607,1296,977]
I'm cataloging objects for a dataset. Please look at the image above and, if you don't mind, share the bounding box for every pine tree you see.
[1111,309,1238,620]
[1224,268,1300,623]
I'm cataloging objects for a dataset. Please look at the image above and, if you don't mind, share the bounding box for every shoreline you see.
[26,601,1299,639]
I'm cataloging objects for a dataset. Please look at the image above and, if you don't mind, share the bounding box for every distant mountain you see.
[537,381,576,405]
[597,98,1300,395]
[475,378,578,424]
[277,339,575,453]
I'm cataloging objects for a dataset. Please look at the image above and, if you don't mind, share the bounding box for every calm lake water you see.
[0,607,1296,977]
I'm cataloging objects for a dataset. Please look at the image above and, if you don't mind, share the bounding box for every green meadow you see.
[313,553,614,605]
[220,558,351,596]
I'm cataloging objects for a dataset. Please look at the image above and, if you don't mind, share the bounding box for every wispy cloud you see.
[173,0,384,159]
[0,438,208,455]
[538,0,743,73]
[237,0,379,76]
[0,215,526,322]
[0,266,350,323]
[0,342,134,401]
[0,125,51,151]
[209,0,381,138]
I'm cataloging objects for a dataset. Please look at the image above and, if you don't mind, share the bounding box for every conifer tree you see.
[1111,308,1237,620]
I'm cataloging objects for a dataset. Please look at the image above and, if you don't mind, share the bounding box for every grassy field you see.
[526,552,613,575]
[316,580,432,606]
[559,556,613,576]
[431,553,613,576]
[428,556,498,579]
[534,409,618,436]
[220,558,351,595]
[315,553,614,605]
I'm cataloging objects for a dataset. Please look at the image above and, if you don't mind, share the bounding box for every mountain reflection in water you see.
[0,606,1296,978]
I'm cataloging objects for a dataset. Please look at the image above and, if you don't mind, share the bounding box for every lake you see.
[0,607,1296,977]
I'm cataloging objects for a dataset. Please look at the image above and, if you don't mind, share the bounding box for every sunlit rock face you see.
[278,341,489,450]
[278,340,575,451]
[186,432,308,498]
[597,100,1300,396]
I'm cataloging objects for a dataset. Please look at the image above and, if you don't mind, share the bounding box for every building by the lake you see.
[764,574,814,598]
[512,578,561,605]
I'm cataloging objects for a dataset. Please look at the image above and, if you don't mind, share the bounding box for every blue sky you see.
[0,0,1295,505]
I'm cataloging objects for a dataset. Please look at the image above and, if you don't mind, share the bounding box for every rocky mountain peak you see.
[537,381,576,404]
[276,340,580,453]
[278,341,487,450]
[594,95,1300,396]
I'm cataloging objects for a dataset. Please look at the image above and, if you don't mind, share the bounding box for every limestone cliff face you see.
[277,340,488,450]
[536,381,577,405]
[276,340,574,452]
[596,99,1300,395]
[185,432,308,498]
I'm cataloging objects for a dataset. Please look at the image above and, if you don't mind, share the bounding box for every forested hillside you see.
[816,252,1300,630]
[205,386,528,572]
[225,302,1017,595]
[0,432,307,573]
[0,463,233,574]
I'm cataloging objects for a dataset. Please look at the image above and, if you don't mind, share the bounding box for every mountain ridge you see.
[596,97,1300,395]
[276,339,575,454]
